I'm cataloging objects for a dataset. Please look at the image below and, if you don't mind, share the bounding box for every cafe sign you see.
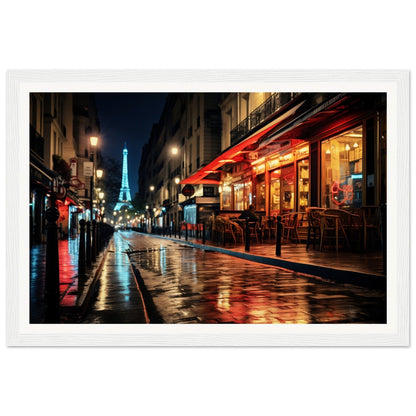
[182,184,195,197]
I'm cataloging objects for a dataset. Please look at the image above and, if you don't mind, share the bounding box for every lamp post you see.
[171,146,183,233]
[89,136,98,221]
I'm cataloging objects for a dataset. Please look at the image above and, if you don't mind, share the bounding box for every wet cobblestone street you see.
[120,231,386,324]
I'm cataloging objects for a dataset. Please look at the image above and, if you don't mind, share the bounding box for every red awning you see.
[181,100,306,185]
[181,93,361,185]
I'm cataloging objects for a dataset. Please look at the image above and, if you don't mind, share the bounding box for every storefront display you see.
[233,180,252,211]
[321,126,363,208]
[270,169,281,216]
[297,159,309,212]
[255,173,266,211]
[281,164,295,213]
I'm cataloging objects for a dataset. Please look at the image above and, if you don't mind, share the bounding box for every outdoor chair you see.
[319,210,351,253]
[229,220,244,244]
[261,217,276,241]
[306,208,325,250]
[282,213,298,243]
[360,205,383,250]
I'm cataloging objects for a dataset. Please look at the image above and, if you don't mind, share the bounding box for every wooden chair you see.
[295,211,309,243]
[320,210,350,253]
[282,213,299,243]
[229,220,244,244]
[261,217,275,241]
[306,207,324,250]
[360,205,382,250]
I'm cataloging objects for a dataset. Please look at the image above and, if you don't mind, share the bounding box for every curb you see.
[135,232,386,290]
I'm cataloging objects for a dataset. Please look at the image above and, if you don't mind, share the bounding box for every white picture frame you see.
[6,69,410,346]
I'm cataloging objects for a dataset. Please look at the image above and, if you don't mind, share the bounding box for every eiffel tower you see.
[114,143,134,211]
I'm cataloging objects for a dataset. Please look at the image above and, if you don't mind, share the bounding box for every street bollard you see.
[45,204,60,323]
[185,222,188,241]
[275,216,283,256]
[178,223,181,239]
[86,221,91,266]
[245,218,250,252]
[202,223,205,244]
[78,219,86,277]
[97,221,102,253]
[92,220,97,262]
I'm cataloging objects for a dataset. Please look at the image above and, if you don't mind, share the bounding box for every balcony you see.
[230,93,295,145]
[30,125,44,160]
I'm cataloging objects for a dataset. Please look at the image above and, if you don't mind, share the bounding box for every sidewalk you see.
[30,235,117,323]
[135,232,386,290]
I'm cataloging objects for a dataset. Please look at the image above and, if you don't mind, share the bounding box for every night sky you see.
[94,93,168,197]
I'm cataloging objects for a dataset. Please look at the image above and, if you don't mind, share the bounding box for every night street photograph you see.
[29,91,387,324]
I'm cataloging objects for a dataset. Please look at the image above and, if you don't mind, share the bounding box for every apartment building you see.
[30,93,101,243]
[183,92,386,217]
[138,93,223,231]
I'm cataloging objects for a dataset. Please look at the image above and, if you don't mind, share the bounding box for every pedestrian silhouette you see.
[239,205,259,222]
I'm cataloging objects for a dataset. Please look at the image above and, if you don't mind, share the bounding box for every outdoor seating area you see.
[200,205,384,254]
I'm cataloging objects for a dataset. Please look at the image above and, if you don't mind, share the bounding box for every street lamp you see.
[89,136,99,221]
[98,191,105,222]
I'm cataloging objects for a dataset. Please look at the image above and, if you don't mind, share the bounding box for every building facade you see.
[183,92,386,217]
[30,93,101,244]
[138,93,223,232]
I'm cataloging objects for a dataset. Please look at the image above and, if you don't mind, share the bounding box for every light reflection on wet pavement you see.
[120,231,386,324]
[30,236,79,323]
[82,233,147,323]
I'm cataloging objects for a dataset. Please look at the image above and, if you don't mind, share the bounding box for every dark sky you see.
[94,93,168,197]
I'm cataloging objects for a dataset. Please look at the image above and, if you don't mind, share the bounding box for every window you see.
[221,185,232,209]
[203,186,214,197]
[321,126,363,208]
[233,180,252,211]
[297,159,309,211]
[255,173,265,210]
[281,164,295,213]
[270,169,281,215]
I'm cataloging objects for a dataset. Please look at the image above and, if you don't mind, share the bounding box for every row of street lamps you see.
[89,136,105,222]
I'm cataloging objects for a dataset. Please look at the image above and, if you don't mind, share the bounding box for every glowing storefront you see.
[182,92,386,216]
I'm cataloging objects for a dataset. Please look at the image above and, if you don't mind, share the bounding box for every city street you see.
[83,231,386,324]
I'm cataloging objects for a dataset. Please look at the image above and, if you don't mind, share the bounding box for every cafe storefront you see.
[182,93,386,218]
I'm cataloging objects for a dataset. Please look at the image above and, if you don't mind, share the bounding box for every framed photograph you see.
[6,70,409,346]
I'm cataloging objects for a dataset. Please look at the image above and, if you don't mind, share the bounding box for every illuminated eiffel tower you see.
[114,143,134,211]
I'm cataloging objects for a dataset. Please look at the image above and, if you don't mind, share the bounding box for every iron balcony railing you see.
[230,93,297,145]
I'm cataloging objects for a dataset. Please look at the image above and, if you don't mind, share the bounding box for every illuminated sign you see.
[331,181,353,205]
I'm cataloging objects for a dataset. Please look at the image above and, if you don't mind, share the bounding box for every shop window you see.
[221,185,232,209]
[255,173,265,210]
[321,126,363,208]
[270,169,281,215]
[281,164,295,213]
[297,159,309,212]
[233,180,252,210]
